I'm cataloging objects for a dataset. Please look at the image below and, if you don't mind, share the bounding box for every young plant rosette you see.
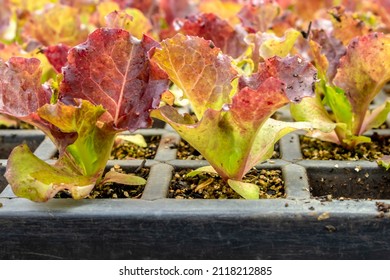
[150,34,318,199]
[0,28,168,202]
[291,32,390,150]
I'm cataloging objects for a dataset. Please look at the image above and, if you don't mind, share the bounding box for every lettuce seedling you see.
[291,32,390,149]
[150,34,317,199]
[0,28,168,202]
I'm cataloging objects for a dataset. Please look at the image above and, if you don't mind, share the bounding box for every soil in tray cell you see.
[169,167,285,199]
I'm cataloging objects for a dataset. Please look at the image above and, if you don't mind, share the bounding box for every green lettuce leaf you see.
[227,179,259,200]
[100,170,147,186]
[378,155,390,171]
[361,100,390,133]
[5,100,116,202]
[245,28,300,59]
[38,100,116,176]
[105,9,153,40]
[5,144,96,202]
[152,76,296,181]
[198,0,242,26]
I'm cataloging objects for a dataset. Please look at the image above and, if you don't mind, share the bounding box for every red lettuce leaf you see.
[151,33,238,119]
[238,0,281,33]
[59,28,169,131]
[0,42,59,83]
[0,57,50,119]
[42,44,70,73]
[175,13,247,58]
[160,0,196,25]
[0,57,79,153]
[231,77,289,129]
[294,31,390,149]
[240,56,317,103]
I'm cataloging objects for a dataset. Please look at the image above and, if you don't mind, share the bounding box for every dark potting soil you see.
[175,140,205,160]
[308,167,390,200]
[169,168,285,199]
[300,132,390,160]
[55,165,149,199]
[88,166,149,199]
[110,135,161,160]
[301,133,390,200]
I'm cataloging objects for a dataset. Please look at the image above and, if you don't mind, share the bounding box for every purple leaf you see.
[310,29,346,81]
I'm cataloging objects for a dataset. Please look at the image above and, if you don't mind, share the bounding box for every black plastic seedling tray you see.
[1,122,390,260]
